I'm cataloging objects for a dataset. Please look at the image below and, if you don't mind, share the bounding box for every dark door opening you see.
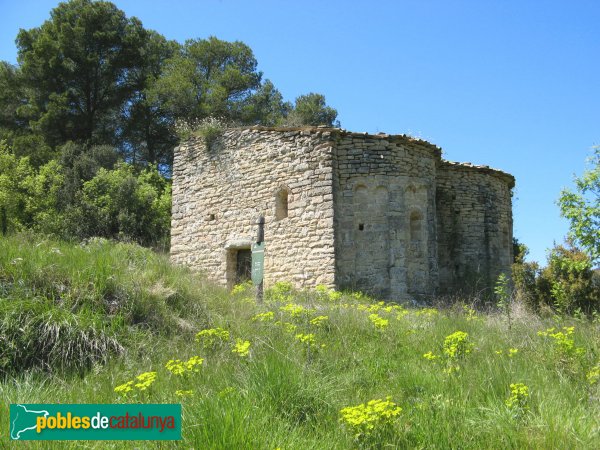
[235,249,252,284]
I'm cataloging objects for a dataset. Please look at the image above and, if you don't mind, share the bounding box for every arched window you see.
[275,188,289,220]
[410,210,423,243]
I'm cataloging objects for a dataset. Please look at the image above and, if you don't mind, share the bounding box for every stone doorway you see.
[226,247,252,288]
[236,249,252,283]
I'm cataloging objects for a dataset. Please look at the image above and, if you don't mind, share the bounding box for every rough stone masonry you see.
[170,126,515,300]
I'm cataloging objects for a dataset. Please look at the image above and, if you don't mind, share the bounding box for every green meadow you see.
[1,235,599,449]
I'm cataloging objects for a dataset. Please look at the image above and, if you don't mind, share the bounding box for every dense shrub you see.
[0,141,171,247]
[513,243,600,315]
[67,163,171,248]
[0,140,64,235]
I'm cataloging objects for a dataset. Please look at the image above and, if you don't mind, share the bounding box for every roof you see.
[229,126,515,187]
[240,125,442,153]
[440,160,515,188]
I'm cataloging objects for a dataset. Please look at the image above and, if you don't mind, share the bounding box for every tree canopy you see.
[286,93,340,127]
[557,148,600,264]
[16,0,147,147]
[2,0,339,168]
[0,0,340,246]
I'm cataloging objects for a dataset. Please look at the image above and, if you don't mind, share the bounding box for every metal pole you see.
[256,216,265,303]
[256,215,265,243]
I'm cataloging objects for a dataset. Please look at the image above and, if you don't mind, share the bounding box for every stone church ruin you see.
[170,126,514,300]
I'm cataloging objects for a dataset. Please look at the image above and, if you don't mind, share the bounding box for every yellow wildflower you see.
[443,331,472,359]
[416,308,438,318]
[133,371,157,391]
[252,311,275,322]
[280,303,309,318]
[329,290,342,301]
[185,356,204,373]
[266,281,294,302]
[462,305,478,321]
[366,302,385,313]
[538,326,585,358]
[368,313,389,330]
[114,380,134,396]
[275,320,297,333]
[232,338,251,357]
[165,359,185,376]
[295,333,325,349]
[310,315,329,326]
[195,327,230,349]
[586,363,600,385]
[396,310,409,320]
[423,351,438,361]
[231,281,253,295]
[505,383,529,409]
[175,390,194,397]
[339,396,402,439]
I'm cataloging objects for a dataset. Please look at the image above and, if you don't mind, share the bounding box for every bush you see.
[513,243,600,315]
[0,140,34,233]
[1,140,172,246]
[67,163,171,248]
[0,140,65,236]
[175,116,228,149]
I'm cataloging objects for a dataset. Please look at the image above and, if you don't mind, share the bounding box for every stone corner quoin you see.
[170,126,515,301]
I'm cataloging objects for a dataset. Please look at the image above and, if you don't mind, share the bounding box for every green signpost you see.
[251,242,265,285]
[253,216,265,303]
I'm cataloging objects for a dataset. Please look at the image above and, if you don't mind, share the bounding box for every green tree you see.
[149,36,262,123]
[0,141,32,234]
[0,141,65,235]
[240,79,291,126]
[512,237,528,264]
[284,93,339,127]
[540,244,599,314]
[58,141,119,207]
[69,163,171,247]
[0,62,54,167]
[0,1,343,244]
[119,31,180,168]
[0,62,26,133]
[23,159,65,235]
[512,242,599,314]
[16,0,147,147]
[558,148,600,264]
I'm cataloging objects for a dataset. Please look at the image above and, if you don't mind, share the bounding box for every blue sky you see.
[1,0,598,264]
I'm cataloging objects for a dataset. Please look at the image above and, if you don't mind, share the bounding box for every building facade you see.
[171,126,515,300]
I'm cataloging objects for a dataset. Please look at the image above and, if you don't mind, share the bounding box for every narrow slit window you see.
[275,188,289,220]
[410,211,423,242]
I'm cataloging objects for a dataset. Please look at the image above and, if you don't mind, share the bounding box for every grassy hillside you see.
[1,235,599,448]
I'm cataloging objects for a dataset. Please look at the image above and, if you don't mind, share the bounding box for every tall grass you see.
[0,298,123,375]
[0,234,212,376]
[1,236,599,448]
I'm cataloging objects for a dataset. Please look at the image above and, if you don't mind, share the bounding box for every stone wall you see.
[332,133,440,299]
[436,161,514,294]
[170,127,337,289]
[171,126,515,299]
